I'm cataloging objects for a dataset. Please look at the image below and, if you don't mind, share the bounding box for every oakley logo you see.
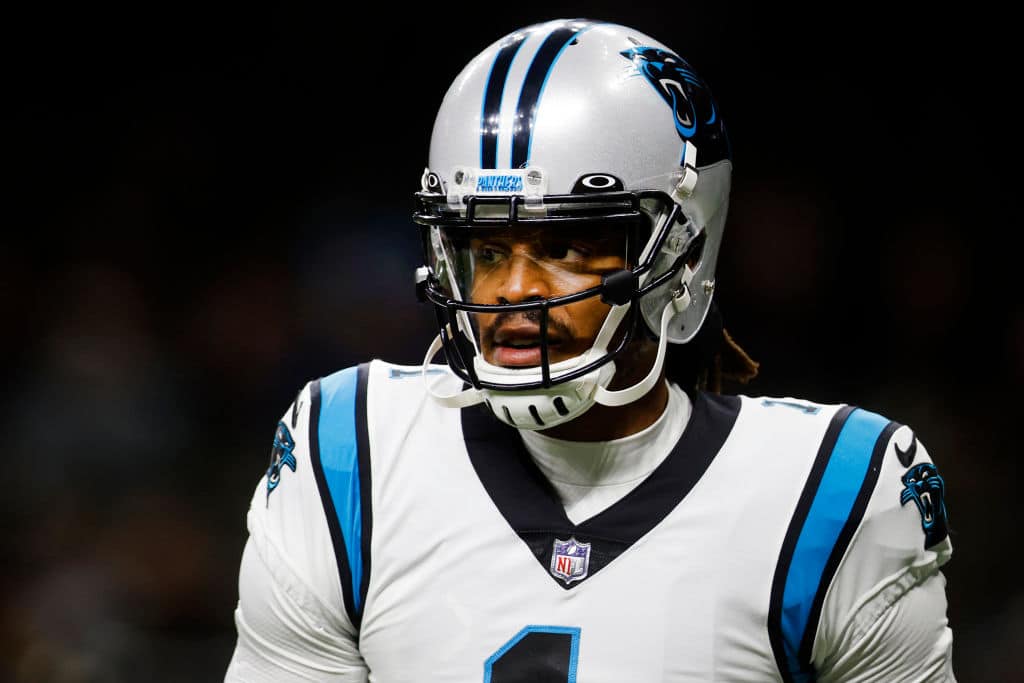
[572,173,624,193]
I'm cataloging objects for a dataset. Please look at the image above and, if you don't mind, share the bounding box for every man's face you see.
[466,223,628,368]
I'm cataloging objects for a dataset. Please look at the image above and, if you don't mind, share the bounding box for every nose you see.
[496,253,550,304]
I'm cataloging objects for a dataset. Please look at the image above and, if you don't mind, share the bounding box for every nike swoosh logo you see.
[895,431,917,467]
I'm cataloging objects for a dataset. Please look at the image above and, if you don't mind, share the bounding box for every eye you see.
[546,240,590,261]
[543,240,568,260]
[475,244,505,264]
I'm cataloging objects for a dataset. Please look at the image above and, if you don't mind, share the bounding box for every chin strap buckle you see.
[670,141,700,201]
[671,264,695,313]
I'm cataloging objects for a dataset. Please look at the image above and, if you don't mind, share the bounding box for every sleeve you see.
[814,424,955,682]
[224,381,369,682]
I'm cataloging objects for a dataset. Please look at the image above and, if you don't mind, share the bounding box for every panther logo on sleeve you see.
[266,421,297,502]
[899,463,949,548]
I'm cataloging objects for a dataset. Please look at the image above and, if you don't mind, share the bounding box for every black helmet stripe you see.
[479,33,528,169]
[510,21,596,169]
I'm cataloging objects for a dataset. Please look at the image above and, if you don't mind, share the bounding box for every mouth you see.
[490,324,564,367]
[921,492,933,524]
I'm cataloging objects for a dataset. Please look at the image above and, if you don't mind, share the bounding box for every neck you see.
[537,337,669,442]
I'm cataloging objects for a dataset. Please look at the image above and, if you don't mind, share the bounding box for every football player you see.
[225,19,955,682]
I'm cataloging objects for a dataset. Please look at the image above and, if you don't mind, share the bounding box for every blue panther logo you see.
[899,463,949,548]
[619,45,729,164]
[266,421,297,501]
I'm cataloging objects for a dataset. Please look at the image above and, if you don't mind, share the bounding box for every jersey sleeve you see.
[224,379,369,682]
[814,424,955,682]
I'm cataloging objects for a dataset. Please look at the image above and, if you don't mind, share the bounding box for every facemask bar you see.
[430,290,643,391]
[415,189,702,392]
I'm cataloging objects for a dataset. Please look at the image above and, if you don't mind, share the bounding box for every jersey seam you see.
[247,514,357,636]
[819,558,945,671]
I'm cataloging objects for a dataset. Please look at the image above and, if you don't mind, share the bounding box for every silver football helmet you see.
[414,18,732,429]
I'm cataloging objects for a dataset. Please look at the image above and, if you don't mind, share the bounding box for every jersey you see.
[225,360,955,682]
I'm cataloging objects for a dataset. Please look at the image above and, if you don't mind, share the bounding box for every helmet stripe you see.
[510,21,596,169]
[480,33,528,169]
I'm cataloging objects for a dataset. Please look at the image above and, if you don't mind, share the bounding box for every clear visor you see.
[430,221,634,302]
[427,220,637,370]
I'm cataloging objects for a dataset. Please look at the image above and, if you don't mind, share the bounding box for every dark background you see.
[3,4,1017,681]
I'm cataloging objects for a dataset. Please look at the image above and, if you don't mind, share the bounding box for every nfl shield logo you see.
[550,537,591,584]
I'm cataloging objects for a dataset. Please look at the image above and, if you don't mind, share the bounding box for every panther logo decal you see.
[267,421,297,502]
[620,45,726,163]
[899,463,949,548]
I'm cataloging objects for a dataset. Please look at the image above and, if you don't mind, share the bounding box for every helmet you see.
[414,18,732,429]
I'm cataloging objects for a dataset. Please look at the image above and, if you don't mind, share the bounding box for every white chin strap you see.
[593,291,683,407]
[422,267,694,429]
[422,332,486,409]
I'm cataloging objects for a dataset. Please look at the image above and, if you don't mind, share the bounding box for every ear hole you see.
[687,233,706,268]
[553,397,570,416]
[528,405,546,426]
[502,405,516,426]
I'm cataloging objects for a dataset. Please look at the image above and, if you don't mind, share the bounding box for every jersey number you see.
[484,626,580,682]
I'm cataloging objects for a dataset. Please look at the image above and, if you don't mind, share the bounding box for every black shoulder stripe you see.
[769,406,896,681]
[768,405,854,683]
[307,364,375,629]
[308,378,359,624]
[291,386,302,429]
[355,362,373,623]
[796,419,900,664]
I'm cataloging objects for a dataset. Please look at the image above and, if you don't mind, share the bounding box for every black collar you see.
[461,392,741,588]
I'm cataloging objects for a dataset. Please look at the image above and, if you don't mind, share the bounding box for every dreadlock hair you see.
[661,300,760,399]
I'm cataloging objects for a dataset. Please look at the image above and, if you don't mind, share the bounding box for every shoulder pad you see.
[243,364,374,632]
[812,420,953,669]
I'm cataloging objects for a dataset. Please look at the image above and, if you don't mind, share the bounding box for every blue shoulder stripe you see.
[309,363,373,626]
[768,406,898,682]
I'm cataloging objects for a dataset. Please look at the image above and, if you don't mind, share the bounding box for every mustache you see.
[482,309,573,343]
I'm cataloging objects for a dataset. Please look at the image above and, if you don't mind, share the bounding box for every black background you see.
[3,3,1018,681]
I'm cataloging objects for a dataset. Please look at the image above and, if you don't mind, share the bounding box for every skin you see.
[468,226,668,441]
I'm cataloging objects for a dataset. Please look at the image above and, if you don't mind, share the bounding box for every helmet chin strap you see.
[594,293,678,406]
[422,329,485,409]
[595,263,694,407]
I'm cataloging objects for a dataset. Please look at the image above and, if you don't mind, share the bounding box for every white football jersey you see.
[225,360,955,682]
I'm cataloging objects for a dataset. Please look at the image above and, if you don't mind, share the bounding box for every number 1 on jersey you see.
[484,625,581,682]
